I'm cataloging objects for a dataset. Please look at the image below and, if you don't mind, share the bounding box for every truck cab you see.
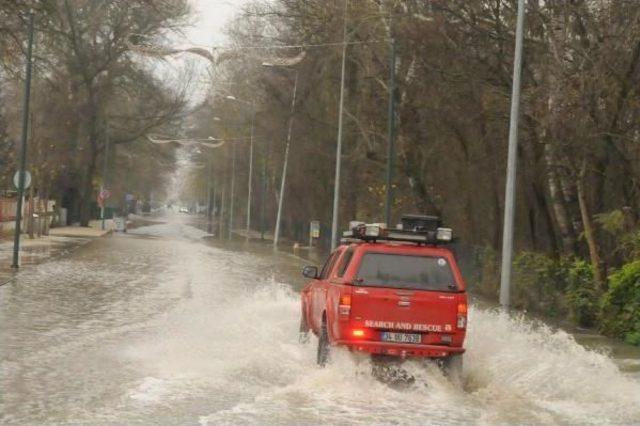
[300,215,467,373]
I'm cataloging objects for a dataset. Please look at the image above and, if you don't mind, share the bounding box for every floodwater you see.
[1,217,639,425]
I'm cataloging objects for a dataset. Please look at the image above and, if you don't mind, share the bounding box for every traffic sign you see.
[98,188,111,208]
[99,188,111,200]
[310,220,320,238]
[13,170,31,190]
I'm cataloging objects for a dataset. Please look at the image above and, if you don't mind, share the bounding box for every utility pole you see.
[499,0,526,310]
[260,138,269,240]
[246,106,255,237]
[12,12,35,269]
[273,71,299,247]
[384,38,397,227]
[222,94,256,239]
[219,185,225,239]
[330,0,349,251]
[100,126,110,231]
[228,141,236,239]
[207,155,214,234]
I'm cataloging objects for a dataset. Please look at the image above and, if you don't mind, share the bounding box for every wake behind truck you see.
[299,215,467,376]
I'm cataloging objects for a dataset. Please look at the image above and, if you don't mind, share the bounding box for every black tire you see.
[442,354,463,380]
[298,311,310,344]
[317,318,330,367]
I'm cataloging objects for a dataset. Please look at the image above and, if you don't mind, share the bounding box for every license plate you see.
[380,332,422,344]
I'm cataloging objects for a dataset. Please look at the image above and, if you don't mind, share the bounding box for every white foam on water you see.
[128,377,169,403]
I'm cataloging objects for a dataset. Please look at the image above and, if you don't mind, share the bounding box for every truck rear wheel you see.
[441,354,463,380]
[317,319,330,367]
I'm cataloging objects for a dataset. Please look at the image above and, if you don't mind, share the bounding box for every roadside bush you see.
[600,261,640,345]
[620,229,640,261]
[565,259,597,327]
[512,253,599,325]
[512,252,569,318]
[474,246,500,298]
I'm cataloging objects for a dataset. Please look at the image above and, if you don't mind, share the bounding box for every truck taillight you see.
[339,294,351,316]
[457,302,467,329]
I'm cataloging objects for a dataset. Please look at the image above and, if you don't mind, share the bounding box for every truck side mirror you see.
[302,265,319,279]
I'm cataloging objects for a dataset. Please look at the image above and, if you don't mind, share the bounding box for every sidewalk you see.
[232,228,274,241]
[49,226,111,238]
[0,220,116,286]
[230,228,326,264]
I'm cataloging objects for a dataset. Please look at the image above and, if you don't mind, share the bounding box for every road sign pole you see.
[12,12,35,269]
[499,0,526,310]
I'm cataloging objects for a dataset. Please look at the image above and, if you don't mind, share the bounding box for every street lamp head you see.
[262,51,306,68]
[226,95,237,100]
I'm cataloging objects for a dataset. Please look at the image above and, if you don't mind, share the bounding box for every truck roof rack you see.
[341,215,453,245]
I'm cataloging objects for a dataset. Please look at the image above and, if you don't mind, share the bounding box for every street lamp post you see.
[146,135,226,235]
[330,0,349,251]
[228,139,236,239]
[12,11,35,269]
[207,155,214,234]
[259,54,305,246]
[260,138,269,240]
[224,96,256,238]
[265,68,299,248]
[246,108,255,237]
[499,0,526,310]
[100,126,110,231]
[384,38,397,226]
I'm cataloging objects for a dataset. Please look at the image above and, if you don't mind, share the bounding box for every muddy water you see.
[0,218,638,425]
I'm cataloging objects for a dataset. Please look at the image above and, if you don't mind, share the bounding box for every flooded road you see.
[1,217,639,425]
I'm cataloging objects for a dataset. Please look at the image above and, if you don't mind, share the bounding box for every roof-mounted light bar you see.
[342,215,453,245]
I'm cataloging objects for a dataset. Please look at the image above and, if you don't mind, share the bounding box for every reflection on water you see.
[0,218,638,425]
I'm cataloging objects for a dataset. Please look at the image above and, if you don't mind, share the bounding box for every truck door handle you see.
[398,300,411,307]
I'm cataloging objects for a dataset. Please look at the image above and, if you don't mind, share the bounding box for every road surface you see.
[1,216,639,425]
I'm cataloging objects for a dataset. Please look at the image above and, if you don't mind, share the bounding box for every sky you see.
[157,0,250,105]
[184,0,250,47]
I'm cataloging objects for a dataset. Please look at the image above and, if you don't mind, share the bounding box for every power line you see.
[214,39,390,50]
[129,34,390,56]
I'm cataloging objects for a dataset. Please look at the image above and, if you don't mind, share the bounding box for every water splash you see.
[3,220,636,424]
[121,233,640,425]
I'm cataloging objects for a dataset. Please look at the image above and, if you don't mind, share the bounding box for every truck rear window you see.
[355,253,457,291]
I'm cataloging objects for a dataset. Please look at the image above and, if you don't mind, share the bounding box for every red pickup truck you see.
[299,215,467,375]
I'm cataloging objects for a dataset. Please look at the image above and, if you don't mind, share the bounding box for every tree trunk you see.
[79,146,97,227]
[576,158,604,287]
[544,144,575,253]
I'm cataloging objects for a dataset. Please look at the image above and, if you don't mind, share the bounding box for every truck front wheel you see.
[298,312,310,344]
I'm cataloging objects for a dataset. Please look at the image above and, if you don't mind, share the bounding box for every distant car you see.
[299,215,467,376]
[179,207,189,213]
